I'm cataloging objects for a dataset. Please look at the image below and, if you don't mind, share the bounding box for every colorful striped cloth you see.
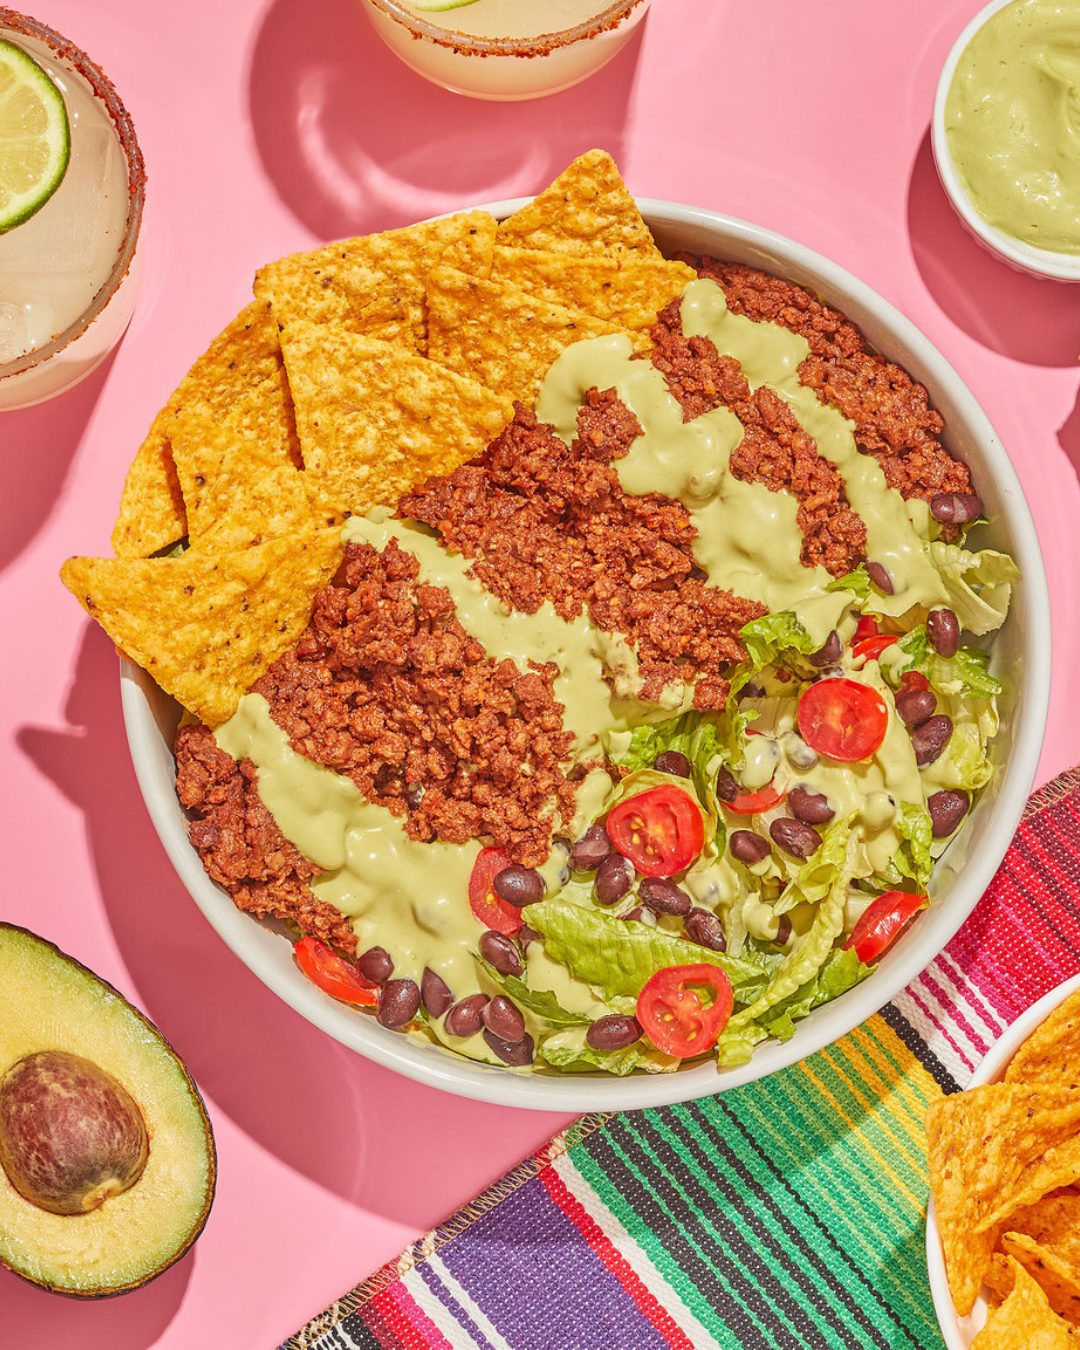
[282,769,1080,1350]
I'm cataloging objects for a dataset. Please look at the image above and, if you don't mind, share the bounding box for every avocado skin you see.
[0,923,217,1298]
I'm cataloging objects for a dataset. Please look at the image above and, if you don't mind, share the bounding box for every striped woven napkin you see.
[281,769,1080,1350]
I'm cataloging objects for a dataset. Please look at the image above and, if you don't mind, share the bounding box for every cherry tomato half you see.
[606,786,706,877]
[853,614,879,644]
[636,963,734,1059]
[797,678,889,763]
[468,847,523,935]
[726,781,788,815]
[852,634,898,663]
[843,890,927,963]
[295,935,378,1006]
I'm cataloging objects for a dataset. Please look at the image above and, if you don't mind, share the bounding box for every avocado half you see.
[0,924,216,1297]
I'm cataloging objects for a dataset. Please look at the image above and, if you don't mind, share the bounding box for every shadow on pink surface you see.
[0,353,116,575]
[906,129,1080,369]
[0,1251,189,1349]
[16,623,572,1227]
[247,0,646,240]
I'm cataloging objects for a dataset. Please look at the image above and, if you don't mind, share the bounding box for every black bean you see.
[770,816,822,860]
[483,1029,535,1066]
[594,853,633,905]
[569,823,612,872]
[714,767,739,803]
[684,907,727,952]
[865,561,893,595]
[444,993,488,1038]
[730,829,770,864]
[405,783,424,810]
[911,714,953,766]
[493,863,544,908]
[377,978,421,1029]
[895,688,936,727]
[927,608,960,659]
[621,907,645,923]
[518,924,540,951]
[654,750,692,778]
[586,1015,643,1051]
[638,877,692,916]
[482,995,526,1042]
[420,968,453,1019]
[775,914,793,946]
[808,630,842,667]
[479,930,524,978]
[356,946,393,984]
[928,788,970,838]
[788,785,835,825]
[930,491,982,525]
[784,735,818,770]
[738,681,766,701]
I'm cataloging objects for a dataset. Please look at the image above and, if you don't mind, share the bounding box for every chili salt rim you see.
[0,7,146,381]
[362,0,649,59]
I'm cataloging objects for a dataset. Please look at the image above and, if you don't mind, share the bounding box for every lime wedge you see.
[0,38,70,235]
[410,0,482,11]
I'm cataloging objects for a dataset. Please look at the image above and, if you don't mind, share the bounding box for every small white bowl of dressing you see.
[932,0,1080,282]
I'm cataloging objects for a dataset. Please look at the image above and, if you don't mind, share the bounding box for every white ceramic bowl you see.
[926,972,1080,1347]
[932,0,1080,282]
[121,199,1051,1111]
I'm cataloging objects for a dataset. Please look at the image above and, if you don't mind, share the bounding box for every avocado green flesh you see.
[0,925,215,1296]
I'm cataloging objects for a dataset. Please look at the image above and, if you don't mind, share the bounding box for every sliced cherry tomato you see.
[900,669,931,693]
[797,678,889,763]
[853,633,899,662]
[636,963,734,1059]
[468,847,523,935]
[853,614,879,643]
[843,890,927,963]
[606,785,706,877]
[726,781,788,815]
[295,935,377,1006]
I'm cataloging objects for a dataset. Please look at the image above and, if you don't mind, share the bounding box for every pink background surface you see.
[2,0,1079,1344]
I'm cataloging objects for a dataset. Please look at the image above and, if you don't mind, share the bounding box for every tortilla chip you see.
[425,266,622,409]
[491,245,695,340]
[495,149,657,258]
[279,321,513,517]
[1008,1190,1080,1267]
[926,1085,1080,1316]
[1005,988,1080,1094]
[972,1259,1075,1348]
[111,408,187,558]
[979,1135,1080,1235]
[1002,1232,1080,1326]
[254,211,498,354]
[60,528,344,727]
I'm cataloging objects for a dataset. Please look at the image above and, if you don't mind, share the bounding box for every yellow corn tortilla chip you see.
[254,211,498,354]
[60,528,344,728]
[1002,1231,1080,1326]
[978,1134,1080,1235]
[425,265,623,409]
[972,1259,1075,1348]
[496,149,658,258]
[111,407,187,558]
[279,321,513,517]
[1005,987,1080,1094]
[1007,1190,1080,1266]
[926,1085,1080,1316]
[491,244,695,339]
[167,304,332,550]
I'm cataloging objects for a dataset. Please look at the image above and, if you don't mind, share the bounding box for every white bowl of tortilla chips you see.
[926,974,1080,1348]
[68,151,1049,1110]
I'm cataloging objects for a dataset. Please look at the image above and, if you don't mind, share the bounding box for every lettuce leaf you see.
[927,543,1019,637]
[756,948,872,1042]
[537,1029,676,1076]
[825,567,872,599]
[525,899,773,1005]
[896,626,1002,699]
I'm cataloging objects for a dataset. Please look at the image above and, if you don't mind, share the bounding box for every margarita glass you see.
[0,10,145,411]
[360,0,652,100]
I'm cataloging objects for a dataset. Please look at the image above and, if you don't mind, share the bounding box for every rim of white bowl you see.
[121,198,1052,1111]
[931,0,1080,283]
[925,972,1080,1348]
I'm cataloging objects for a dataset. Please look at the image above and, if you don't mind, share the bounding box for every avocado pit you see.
[0,1050,149,1216]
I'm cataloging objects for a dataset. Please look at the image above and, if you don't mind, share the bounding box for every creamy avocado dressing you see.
[945,0,1080,255]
